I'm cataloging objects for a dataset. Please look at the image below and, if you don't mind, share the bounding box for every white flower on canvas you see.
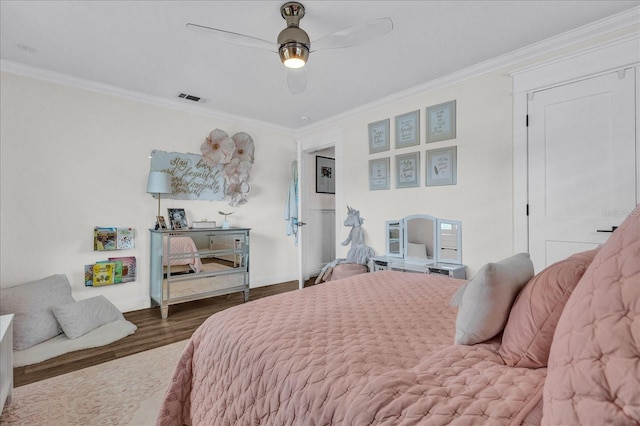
[227,181,251,206]
[231,132,255,164]
[224,159,252,183]
[201,129,235,166]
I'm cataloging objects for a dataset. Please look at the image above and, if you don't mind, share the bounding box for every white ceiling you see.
[1,1,638,130]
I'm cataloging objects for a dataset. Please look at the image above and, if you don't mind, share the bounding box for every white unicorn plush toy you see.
[315,205,375,283]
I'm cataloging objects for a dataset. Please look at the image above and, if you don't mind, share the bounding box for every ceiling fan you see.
[186,2,393,94]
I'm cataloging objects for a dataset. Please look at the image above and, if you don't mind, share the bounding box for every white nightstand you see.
[0,314,14,411]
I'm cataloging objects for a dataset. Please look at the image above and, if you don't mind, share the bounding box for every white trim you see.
[511,34,640,93]
[296,7,640,135]
[2,7,638,137]
[0,59,291,134]
[512,36,640,254]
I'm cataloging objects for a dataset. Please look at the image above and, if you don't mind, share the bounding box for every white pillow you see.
[451,253,534,345]
[407,243,428,259]
[52,295,124,339]
[0,274,75,350]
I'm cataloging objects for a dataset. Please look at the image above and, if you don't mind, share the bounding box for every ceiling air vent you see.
[176,93,205,103]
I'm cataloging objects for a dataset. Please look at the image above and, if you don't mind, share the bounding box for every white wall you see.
[0,72,298,311]
[299,70,515,278]
[296,19,639,277]
[2,11,636,309]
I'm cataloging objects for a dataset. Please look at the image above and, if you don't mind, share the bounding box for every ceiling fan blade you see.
[310,17,393,52]
[287,69,307,95]
[186,23,277,52]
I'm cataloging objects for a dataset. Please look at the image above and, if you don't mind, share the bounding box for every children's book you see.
[98,260,123,283]
[93,262,115,286]
[84,264,94,286]
[116,228,135,250]
[94,227,117,251]
[108,256,137,283]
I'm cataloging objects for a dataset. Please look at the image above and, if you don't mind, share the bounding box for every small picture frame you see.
[369,157,390,191]
[395,151,420,189]
[315,156,335,194]
[426,100,456,143]
[157,215,168,230]
[395,110,420,148]
[368,118,390,154]
[426,146,457,186]
[167,208,188,230]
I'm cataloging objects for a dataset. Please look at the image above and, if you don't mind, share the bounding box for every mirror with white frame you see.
[402,214,436,263]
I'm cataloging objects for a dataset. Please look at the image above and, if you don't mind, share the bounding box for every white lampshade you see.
[146,171,172,195]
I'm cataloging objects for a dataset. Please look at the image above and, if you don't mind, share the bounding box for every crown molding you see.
[0,59,292,135]
[1,6,637,137]
[295,6,640,136]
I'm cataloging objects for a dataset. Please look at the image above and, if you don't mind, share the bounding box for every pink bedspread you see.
[164,236,202,273]
[157,271,545,425]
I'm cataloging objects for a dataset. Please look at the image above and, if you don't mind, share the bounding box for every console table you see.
[149,228,250,319]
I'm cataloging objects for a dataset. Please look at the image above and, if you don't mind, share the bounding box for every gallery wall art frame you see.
[395,110,420,148]
[426,146,457,186]
[426,100,456,143]
[368,118,390,154]
[316,156,335,194]
[395,151,420,189]
[369,157,390,191]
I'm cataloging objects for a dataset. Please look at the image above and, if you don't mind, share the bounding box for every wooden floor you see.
[13,278,316,387]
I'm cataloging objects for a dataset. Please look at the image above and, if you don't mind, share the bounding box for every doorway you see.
[303,147,336,278]
[512,37,639,273]
[527,68,637,271]
[296,131,342,287]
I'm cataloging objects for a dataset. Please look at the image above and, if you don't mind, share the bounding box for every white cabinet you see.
[0,314,13,412]
[150,228,250,319]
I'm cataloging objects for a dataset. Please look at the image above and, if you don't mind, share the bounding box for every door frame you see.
[296,128,343,289]
[510,35,640,253]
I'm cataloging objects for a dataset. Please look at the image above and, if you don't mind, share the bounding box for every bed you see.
[157,206,639,426]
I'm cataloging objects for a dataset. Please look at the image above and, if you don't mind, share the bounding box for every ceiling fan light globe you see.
[279,42,308,68]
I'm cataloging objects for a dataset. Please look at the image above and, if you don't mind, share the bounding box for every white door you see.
[528,68,637,272]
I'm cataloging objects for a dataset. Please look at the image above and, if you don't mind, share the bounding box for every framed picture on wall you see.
[395,110,420,148]
[426,100,456,143]
[316,156,335,194]
[167,208,188,229]
[369,157,390,191]
[426,146,457,186]
[395,151,420,189]
[368,118,390,154]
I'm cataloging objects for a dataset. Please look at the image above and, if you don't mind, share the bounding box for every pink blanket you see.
[157,271,544,425]
[163,236,202,273]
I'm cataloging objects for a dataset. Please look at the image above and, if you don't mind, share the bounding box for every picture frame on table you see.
[369,157,390,191]
[395,151,420,189]
[167,208,188,230]
[316,156,335,194]
[395,110,420,148]
[426,100,456,143]
[426,146,457,186]
[368,118,390,154]
[156,215,168,230]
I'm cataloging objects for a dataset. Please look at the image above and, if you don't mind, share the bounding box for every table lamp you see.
[146,171,172,229]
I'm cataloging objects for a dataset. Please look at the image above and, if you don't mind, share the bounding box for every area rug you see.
[1,339,188,425]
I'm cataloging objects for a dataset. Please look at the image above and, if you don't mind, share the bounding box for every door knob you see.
[298,221,307,227]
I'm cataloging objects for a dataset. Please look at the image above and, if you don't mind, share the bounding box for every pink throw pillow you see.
[542,206,640,425]
[499,248,599,368]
